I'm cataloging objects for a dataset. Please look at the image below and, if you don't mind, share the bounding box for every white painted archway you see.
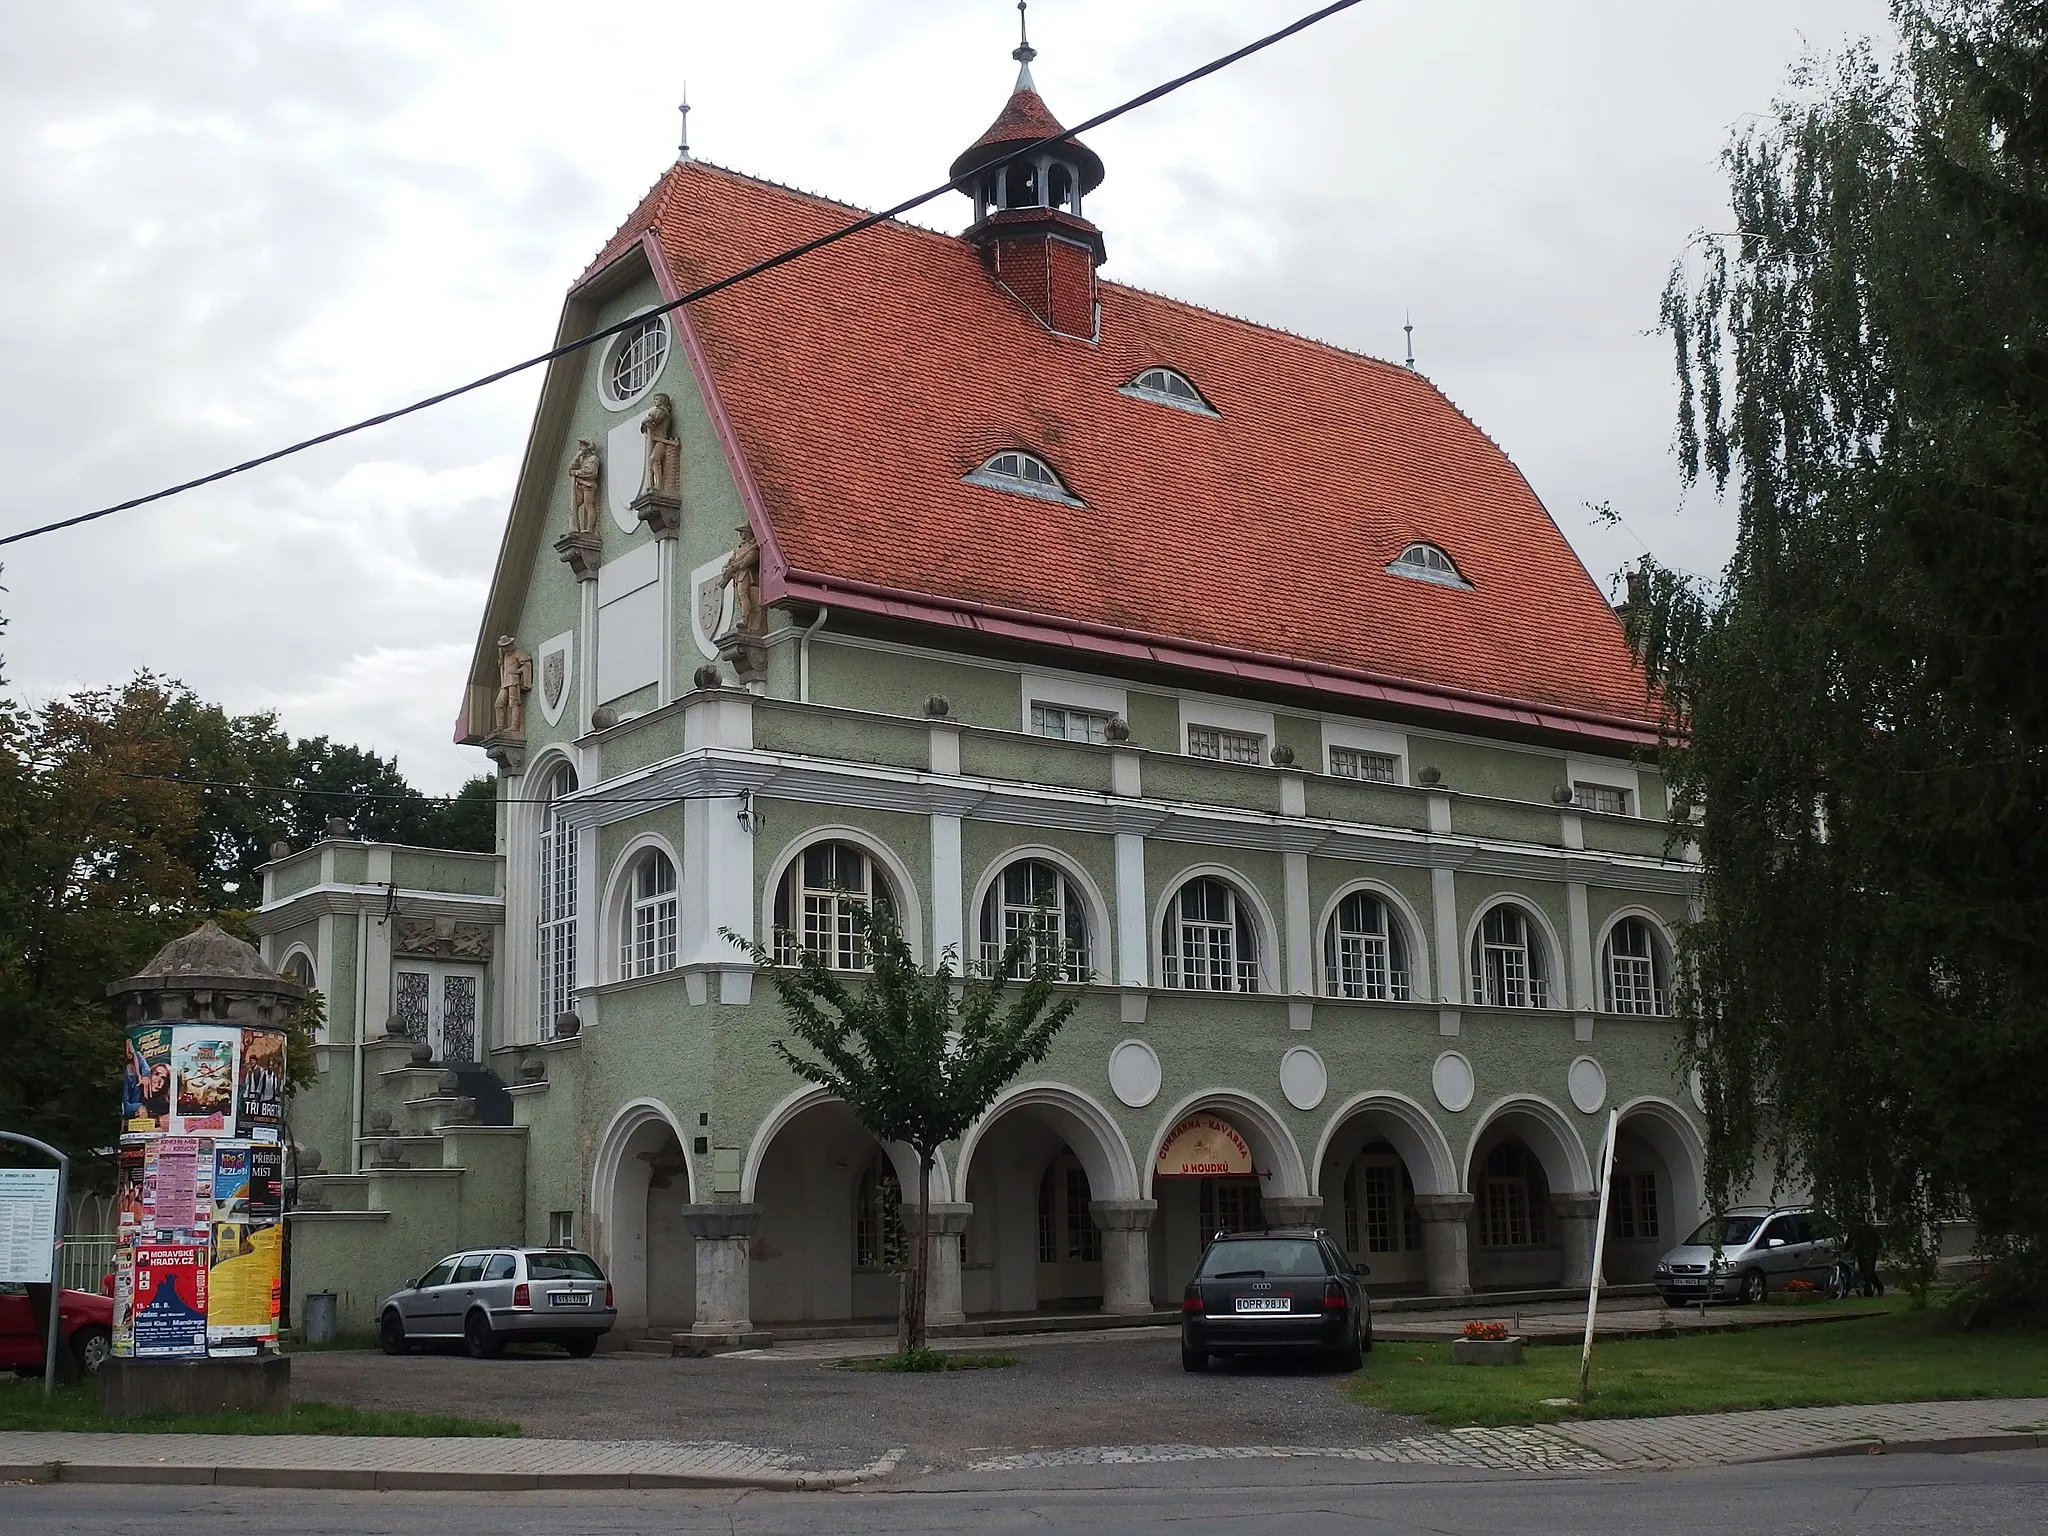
[588,1098,694,1332]
[1312,1089,1459,1197]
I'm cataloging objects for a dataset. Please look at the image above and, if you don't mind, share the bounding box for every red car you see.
[0,1282,115,1376]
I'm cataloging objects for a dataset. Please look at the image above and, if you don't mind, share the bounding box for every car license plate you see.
[550,1291,590,1307]
[1669,1278,1705,1287]
[1234,1296,1290,1313]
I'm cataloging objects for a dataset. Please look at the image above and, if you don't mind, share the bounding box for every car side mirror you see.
[1767,1238,1785,1248]
[1353,1262,1370,1276]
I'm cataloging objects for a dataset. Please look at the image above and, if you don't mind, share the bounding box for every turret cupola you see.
[951,6,1105,339]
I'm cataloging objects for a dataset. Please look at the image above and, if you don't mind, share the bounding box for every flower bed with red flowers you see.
[1461,1320,1511,1342]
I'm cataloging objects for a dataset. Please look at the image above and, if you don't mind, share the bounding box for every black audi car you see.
[1180,1229,1371,1372]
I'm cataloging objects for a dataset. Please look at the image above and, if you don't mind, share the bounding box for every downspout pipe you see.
[798,606,829,704]
[350,905,369,1174]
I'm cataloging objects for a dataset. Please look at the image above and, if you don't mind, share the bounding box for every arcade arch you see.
[589,1099,694,1333]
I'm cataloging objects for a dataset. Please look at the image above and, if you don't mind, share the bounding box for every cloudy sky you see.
[2,0,1894,792]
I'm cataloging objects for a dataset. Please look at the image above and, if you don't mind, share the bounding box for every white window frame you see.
[1567,756,1640,817]
[1468,901,1556,1009]
[964,451,1083,505]
[772,839,898,971]
[1322,722,1408,783]
[1157,873,1266,993]
[1119,367,1218,416]
[538,762,579,1034]
[1179,700,1276,767]
[1030,702,1115,744]
[597,309,672,411]
[1386,542,1470,589]
[1187,723,1265,765]
[1321,889,1413,1002]
[977,856,1093,981]
[1601,913,1671,1016]
[619,849,679,980]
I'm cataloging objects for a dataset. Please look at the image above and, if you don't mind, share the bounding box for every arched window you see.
[603,316,669,406]
[538,763,578,1037]
[1124,367,1214,414]
[619,850,678,979]
[1604,917,1670,1015]
[979,859,1090,981]
[773,841,896,970]
[854,1154,905,1270]
[1388,542,1469,588]
[1470,904,1553,1009]
[1322,891,1412,1002]
[966,451,1080,504]
[280,952,315,990]
[1479,1142,1549,1248]
[1161,877,1260,992]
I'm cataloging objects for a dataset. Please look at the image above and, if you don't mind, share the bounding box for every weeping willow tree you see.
[1631,0,2048,1320]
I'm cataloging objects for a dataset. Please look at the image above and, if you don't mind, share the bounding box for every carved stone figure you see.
[567,439,602,535]
[720,524,763,637]
[639,393,681,500]
[394,916,496,961]
[493,635,533,737]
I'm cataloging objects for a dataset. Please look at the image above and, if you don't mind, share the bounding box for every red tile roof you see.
[949,84,1104,193]
[582,161,1658,740]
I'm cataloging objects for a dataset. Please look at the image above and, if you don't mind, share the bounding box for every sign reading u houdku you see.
[1155,1114,1254,1177]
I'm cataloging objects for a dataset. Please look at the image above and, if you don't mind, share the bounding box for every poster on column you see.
[131,1243,209,1358]
[146,1138,210,1244]
[114,1146,146,1244]
[207,1142,282,1351]
[111,1252,135,1357]
[122,1024,174,1136]
[170,1026,238,1136]
[234,1028,287,1142]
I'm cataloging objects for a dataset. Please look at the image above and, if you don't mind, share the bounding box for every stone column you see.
[680,1203,764,1349]
[921,1202,973,1329]
[1260,1195,1326,1232]
[1090,1199,1158,1314]
[1414,1193,1475,1297]
[1553,1193,1602,1290]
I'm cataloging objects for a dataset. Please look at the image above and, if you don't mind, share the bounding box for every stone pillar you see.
[921,1202,972,1329]
[1260,1195,1326,1232]
[1553,1192,1602,1291]
[680,1203,764,1349]
[1414,1193,1475,1297]
[1090,1199,1158,1314]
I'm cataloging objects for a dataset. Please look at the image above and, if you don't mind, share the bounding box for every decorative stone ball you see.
[325,816,353,838]
[517,1056,546,1083]
[1105,716,1131,743]
[1270,744,1296,766]
[590,704,620,732]
[436,1068,461,1094]
[369,1109,393,1133]
[924,693,951,718]
[408,1040,432,1065]
[296,1145,323,1174]
[268,840,293,861]
[553,1011,582,1039]
[693,664,722,691]
[1551,784,1575,805]
[1417,765,1443,786]
[374,1138,407,1169]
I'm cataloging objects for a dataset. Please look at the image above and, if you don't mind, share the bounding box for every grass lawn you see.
[1351,1297,2048,1428]
[0,1378,517,1437]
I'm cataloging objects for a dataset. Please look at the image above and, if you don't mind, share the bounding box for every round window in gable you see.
[601,313,671,409]
[1388,542,1469,589]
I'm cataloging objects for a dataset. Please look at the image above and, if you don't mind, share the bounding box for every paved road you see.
[8,1449,2046,1533]
[290,1331,1419,1470]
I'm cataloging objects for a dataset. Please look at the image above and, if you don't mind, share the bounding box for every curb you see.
[1772,1430,2048,1463]
[0,1458,896,1492]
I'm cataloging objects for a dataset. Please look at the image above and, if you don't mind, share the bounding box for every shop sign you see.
[1155,1113,1255,1177]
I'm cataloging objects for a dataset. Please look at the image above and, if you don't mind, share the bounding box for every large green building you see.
[259,53,1702,1344]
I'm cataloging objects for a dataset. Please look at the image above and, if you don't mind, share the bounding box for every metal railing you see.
[59,1234,116,1293]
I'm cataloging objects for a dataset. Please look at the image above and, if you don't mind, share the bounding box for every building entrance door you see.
[1035,1149,1102,1305]
[392,961,485,1064]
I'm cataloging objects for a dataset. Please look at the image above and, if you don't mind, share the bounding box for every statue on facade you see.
[720,524,763,638]
[639,393,681,500]
[492,636,533,737]
[567,439,602,535]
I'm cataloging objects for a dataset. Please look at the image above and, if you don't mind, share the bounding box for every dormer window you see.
[1388,542,1469,589]
[1122,367,1216,416]
[966,451,1082,505]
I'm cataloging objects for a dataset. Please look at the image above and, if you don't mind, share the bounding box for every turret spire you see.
[1014,1,1037,88]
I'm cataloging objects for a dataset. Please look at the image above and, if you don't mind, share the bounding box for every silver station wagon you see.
[379,1247,618,1358]
[1654,1206,1843,1305]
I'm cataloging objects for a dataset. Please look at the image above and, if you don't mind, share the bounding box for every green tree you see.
[729,901,1084,1350]
[1634,1,2048,1317]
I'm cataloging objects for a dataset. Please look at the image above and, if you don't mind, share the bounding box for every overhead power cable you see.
[1,0,1362,551]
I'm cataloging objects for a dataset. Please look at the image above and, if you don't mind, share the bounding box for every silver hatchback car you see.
[379,1247,618,1358]
[1654,1206,1843,1305]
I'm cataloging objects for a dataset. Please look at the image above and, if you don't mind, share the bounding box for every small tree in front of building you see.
[728,899,1083,1353]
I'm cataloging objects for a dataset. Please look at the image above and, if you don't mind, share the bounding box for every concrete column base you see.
[1260,1195,1326,1231]
[920,1202,973,1328]
[681,1203,764,1336]
[1553,1193,1602,1290]
[1414,1193,1476,1296]
[100,1356,291,1418]
[1090,1199,1158,1314]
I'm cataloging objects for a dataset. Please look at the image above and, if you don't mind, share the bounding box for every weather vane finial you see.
[678,82,691,162]
[1014,0,1037,67]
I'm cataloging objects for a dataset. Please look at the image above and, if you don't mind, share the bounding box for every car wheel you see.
[1361,1317,1373,1354]
[565,1335,599,1359]
[71,1325,112,1377]
[464,1311,503,1359]
[380,1310,411,1356]
[1740,1269,1767,1305]
[1333,1322,1364,1373]
[1180,1341,1208,1373]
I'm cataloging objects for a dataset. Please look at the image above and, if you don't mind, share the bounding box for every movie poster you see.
[122,1024,174,1136]
[170,1027,238,1136]
[111,1252,135,1358]
[131,1242,209,1358]
[235,1028,287,1141]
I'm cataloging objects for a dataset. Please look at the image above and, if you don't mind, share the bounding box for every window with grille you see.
[620,850,678,979]
[1064,1166,1099,1260]
[1199,1178,1265,1236]
[1387,542,1469,588]
[1604,917,1667,1015]
[604,317,669,405]
[1480,1142,1547,1247]
[1328,745,1400,783]
[1161,877,1260,992]
[1573,781,1630,816]
[855,1157,905,1270]
[1471,904,1552,1008]
[538,764,578,1037]
[1612,1170,1660,1241]
[969,451,1078,503]
[1343,1151,1423,1255]
[773,841,895,969]
[1125,367,1215,414]
[1030,702,1113,744]
[548,1210,574,1248]
[979,858,1090,980]
[1187,724,1265,765]
[1323,890,1412,1001]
